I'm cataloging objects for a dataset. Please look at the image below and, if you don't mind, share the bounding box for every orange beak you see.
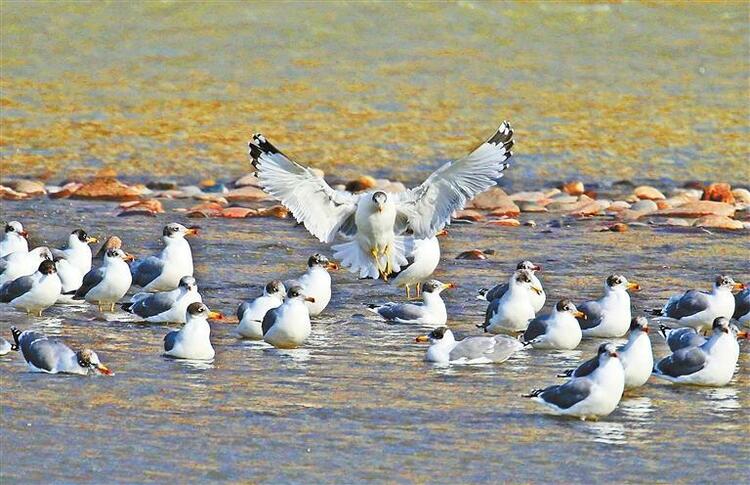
[642,326,650,334]
[208,311,224,320]
[737,331,748,339]
[122,253,135,262]
[86,236,99,244]
[326,261,339,271]
[533,264,542,272]
[415,335,429,343]
[19,230,29,238]
[627,282,641,292]
[574,311,586,319]
[95,364,113,376]
[185,227,199,236]
[443,283,456,290]
[436,229,449,237]
[305,296,316,303]
[734,282,746,291]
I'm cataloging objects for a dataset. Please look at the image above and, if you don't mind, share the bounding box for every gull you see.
[0,221,28,257]
[576,274,641,338]
[733,286,749,326]
[560,317,654,390]
[0,246,53,285]
[131,223,198,291]
[163,302,220,360]
[521,299,585,350]
[0,337,11,355]
[74,248,133,311]
[653,317,747,386]
[249,121,514,280]
[476,260,545,312]
[366,280,454,327]
[391,229,448,299]
[262,286,315,349]
[479,269,542,334]
[415,326,524,365]
[0,260,61,316]
[524,343,625,420]
[652,275,744,331]
[54,257,85,304]
[286,254,337,317]
[237,280,285,339]
[51,228,98,275]
[10,327,112,375]
[658,325,706,352]
[123,276,202,323]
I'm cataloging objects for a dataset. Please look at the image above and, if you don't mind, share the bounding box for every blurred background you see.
[1,2,748,188]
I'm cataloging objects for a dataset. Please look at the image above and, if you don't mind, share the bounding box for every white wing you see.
[249,134,358,243]
[396,121,514,239]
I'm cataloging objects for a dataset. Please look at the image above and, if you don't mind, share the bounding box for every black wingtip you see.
[10,326,21,350]
[487,121,514,146]
[556,369,574,378]
[658,324,671,339]
[522,388,544,398]
[650,308,664,316]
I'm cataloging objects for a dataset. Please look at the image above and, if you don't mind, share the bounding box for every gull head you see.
[72,228,98,245]
[179,276,198,292]
[714,275,744,292]
[106,248,134,262]
[287,285,315,303]
[163,223,199,240]
[415,326,454,344]
[606,274,640,293]
[38,260,57,276]
[371,191,388,212]
[514,270,543,295]
[76,349,113,376]
[5,221,27,238]
[307,253,339,271]
[555,299,584,319]
[629,316,649,334]
[517,260,542,272]
[265,280,286,298]
[422,279,455,295]
[597,342,619,361]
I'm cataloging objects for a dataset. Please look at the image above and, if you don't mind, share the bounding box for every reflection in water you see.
[265,347,313,366]
[704,387,740,414]
[170,359,215,372]
[619,396,655,422]
[583,420,627,445]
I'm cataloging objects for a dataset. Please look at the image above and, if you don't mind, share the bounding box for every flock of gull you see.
[2,121,748,421]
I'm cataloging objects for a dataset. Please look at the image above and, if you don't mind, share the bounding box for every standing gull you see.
[123,275,202,323]
[415,327,524,365]
[10,327,112,375]
[163,302,220,360]
[237,280,285,339]
[477,260,545,312]
[653,317,747,387]
[652,275,743,331]
[0,246,53,285]
[286,254,337,317]
[733,286,750,326]
[521,299,585,350]
[0,260,61,316]
[75,248,133,311]
[577,274,640,338]
[131,223,198,291]
[249,121,514,280]
[262,286,315,349]
[52,229,97,275]
[479,269,542,334]
[391,229,448,299]
[0,221,28,257]
[367,280,454,327]
[524,343,625,420]
[54,257,85,304]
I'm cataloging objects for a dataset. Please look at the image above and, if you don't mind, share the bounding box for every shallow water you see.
[0,198,748,483]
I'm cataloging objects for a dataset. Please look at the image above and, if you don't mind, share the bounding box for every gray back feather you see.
[75,267,105,298]
[131,256,164,287]
[0,275,35,302]
[577,301,604,330]
[664,290,710,319]
[132,292,178,318]
[656,347,706,378]
[163,330,179,352]
[262,308,279,335]
[485,283,509,302]
[540,379,593,409]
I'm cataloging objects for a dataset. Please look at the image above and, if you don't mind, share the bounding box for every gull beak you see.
[533,264,542,272]
[531,286,543,295]
[19,230,29,238]
[415,335,430,343]
[642,325,650,334]
[122,253,135,262]
[436,229,449,237]
[86,236,99,244]
[305,296,316,303]
[208,311,225,321]
[610,351,619,358]
[574,310,586,319]
[627,282,641,292]
[443,282,456,290]
[377,205,383,213]
[185,227,200,236]
[734,282,746,291]
[736,331,748,339]
[326,261,339,271]
[95,363,113,376]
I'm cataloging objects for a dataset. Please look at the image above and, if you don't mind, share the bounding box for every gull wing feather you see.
[248,134,358,243]
[396,122,514,239]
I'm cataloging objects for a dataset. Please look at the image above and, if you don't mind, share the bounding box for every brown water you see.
[0,198,748,483]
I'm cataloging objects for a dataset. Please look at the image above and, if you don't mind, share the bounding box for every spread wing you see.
[248,134,358,243]
[396,122,514,239]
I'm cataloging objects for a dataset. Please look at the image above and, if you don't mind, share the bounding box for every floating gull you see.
[521,299,584,350]
[0,260,61,316]
[367,279,454,327]
[123,276,202,323]
[249,121,514,280]
[577,274,640,338]
[237,280,285,339]
[477,260,545,312]
[391,229,448,299]
[286,254,337,317]
[415,326,524,365]
[75,248,133,312]
[163,302,219,360]
[51,228,97,275]
[525,343,625,420]
[653,275,743,331]
[131,223,197,291]
[653,317,747,387]
[479,269,542,334]
[262,286,314,349]
[10,327,112,375]
[0,221,28,258]
[0,246,53,285]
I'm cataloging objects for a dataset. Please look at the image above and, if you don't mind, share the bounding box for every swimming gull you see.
[123,275,202,323]
[237,280,285,339]
[367,279,454,327]
[10,327,112,375]
[576,274,640,338]
[262,285,314,349]
[476,261,545,312]
[131,223,198,291]
[163,302,220,360]
[415,326,524,365]
[521,299,584,350]
[0,260,61,316]
[479,269,542,334]
[652,275,743,331]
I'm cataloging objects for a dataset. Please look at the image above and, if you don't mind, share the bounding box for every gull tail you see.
[476,288,489,301]
[522,388,544,398]
[556,369,575,378]
[333,236,412,281]
[10,326,21,351]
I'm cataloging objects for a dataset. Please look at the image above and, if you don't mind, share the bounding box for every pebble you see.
[179,186,205,198]
[486,218,520,227]
[561,181,585,196]
[70,177,143,201]
[629,199,658,213]
[194,194,228,204]
[652,201,736,218]
[523,220,537,227]
[453,210,484,222]
[233,173,262,188]
[456,249,487,260]
[468,188,520,214]
[608,200,631,211]
[701,183,734,204]
[48,182,83,199]
[517,201,548,213]
[0,186,28,200]
[634,185,666,200]
[608,223,629,233]
[225,185,270,203]
[692,215,744,230]
[731,188,750,204]
[146,181,179,191]
[509,191,548,203]
[117,199,164,217]
[345,176,377,193]
[9,179,46,196]
[221,207,254,218]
